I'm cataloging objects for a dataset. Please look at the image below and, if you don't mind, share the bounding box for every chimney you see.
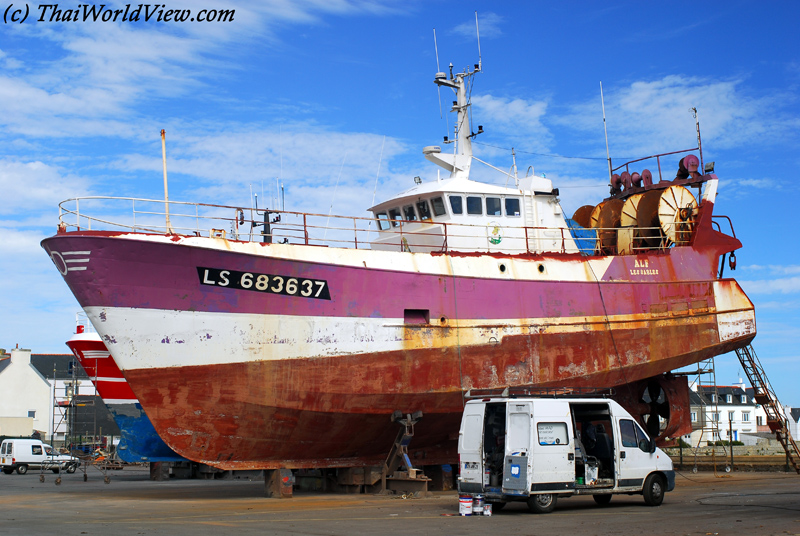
[10,348,32,365]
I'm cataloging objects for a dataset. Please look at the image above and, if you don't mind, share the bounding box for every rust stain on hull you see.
[127,314,755,470]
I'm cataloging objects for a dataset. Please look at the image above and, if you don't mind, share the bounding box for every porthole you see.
[499,264,507,273]
[538,264,545,273]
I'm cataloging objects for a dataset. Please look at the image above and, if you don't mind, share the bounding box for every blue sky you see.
[2,1,799,404]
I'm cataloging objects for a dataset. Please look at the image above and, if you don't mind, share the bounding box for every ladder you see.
[691,356,728,473]
[735,344,800,474]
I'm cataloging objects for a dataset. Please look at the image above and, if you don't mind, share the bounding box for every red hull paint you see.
[127,318,753,469]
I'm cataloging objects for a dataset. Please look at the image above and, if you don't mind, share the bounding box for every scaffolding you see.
[690,356,730,475]
[44,337,116,485]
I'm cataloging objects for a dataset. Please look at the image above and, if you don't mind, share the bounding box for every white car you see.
[1,439,81,475]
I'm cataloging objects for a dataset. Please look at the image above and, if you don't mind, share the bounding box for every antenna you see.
[475,11,482,71]
[690,107,704,172]
[600,82,612,184]
[433,29,443,119]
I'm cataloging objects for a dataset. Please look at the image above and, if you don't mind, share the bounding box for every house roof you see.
[791,408,800,423]
[696,385,755,406]
[30,354,89,380]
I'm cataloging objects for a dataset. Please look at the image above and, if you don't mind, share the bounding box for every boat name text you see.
[630,258,659,276]
[197,267,331,300]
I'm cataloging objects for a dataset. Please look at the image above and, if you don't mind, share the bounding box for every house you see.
[0,348,53,438]
[0,346,119,443]
[785,407,800,440]
[686,379,767,447]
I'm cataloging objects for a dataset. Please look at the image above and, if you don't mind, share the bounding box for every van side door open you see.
[458,404,486,492]
[503,401,531,493]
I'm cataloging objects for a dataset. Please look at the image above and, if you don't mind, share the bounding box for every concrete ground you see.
[1,467,799,536]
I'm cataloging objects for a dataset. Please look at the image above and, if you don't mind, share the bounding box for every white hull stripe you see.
[84,305,753,372]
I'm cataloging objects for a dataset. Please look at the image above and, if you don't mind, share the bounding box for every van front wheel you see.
[66,464,77,474]
[643,474,665,506]
[527,493,557,514]
[16,465,28,475]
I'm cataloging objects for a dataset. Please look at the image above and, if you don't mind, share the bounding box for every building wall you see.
[0,417,34,437]
[0,349,53,438]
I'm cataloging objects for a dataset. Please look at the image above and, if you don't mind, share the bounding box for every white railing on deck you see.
[58,196,691,256]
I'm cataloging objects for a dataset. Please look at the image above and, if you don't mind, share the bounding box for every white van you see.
[0,439,80,475]
[458,394,675,513]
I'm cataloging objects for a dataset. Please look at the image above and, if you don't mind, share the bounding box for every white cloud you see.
[0,1,405,140]
[741,277,800,295]
[742,264,800,275]
[559,75,799,157]
[472,94,552,154]
[452,12,503,39]
[0,160,91,215]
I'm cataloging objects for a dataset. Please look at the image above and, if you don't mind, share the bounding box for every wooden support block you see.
[265,468,294,498]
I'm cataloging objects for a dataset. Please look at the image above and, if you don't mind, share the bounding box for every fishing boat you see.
[66,323,186,463]
[42,59,755,470]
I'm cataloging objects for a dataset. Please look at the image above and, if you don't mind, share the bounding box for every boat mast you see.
[424,14,483,180]
[426,67,482,178]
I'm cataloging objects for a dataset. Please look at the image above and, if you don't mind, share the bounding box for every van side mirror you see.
[638,438,653,453]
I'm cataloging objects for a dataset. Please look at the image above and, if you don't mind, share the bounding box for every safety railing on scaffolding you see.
[735,344,800,474]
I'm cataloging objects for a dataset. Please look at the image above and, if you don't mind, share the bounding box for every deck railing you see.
[58,196,696,256]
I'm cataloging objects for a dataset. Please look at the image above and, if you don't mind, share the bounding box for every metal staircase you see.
[735,344,800,474]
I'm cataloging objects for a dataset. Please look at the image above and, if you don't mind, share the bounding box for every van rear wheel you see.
[593,494,612,506]
[527,493,557,514]
[2,468,13,475]
[16,465,28,475]
[643,474,665,506]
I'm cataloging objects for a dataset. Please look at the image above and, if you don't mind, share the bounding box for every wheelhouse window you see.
[449,195,463,215]
[416,200,432,220]
[486,197,501,216]
[466,196,482,215]
[505,197,521,217]
[431,196,447,217]
[402,205,418,222]
[375,212,391,231]
[388,208,402,227]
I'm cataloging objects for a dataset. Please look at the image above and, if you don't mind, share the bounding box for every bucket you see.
[472,494,484,515]
[459,495,473,516]
[483,503,492,516]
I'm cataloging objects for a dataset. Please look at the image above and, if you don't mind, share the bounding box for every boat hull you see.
[66,333,186,463]
[43,231,755,469]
